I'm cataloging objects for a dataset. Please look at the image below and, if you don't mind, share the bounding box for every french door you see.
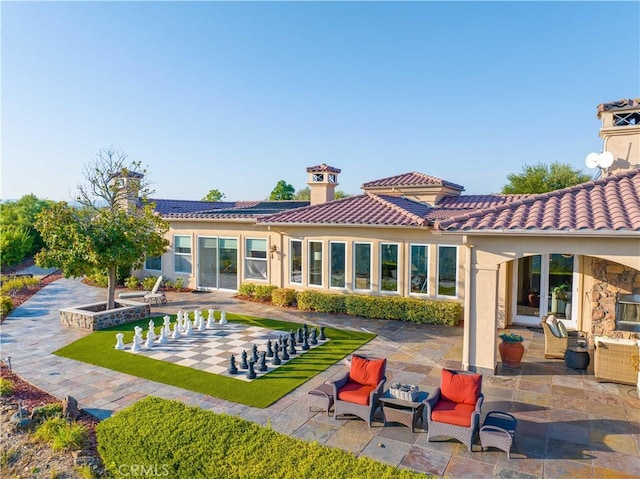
[513,254,577,328]
[197,237,238,291]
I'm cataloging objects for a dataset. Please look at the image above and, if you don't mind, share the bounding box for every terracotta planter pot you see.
[499,341,524,368]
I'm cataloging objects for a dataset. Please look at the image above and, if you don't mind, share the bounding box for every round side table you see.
[564,347,590,370]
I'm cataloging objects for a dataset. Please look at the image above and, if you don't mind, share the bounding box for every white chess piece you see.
[157,326,168,345]
[184,318,193,336]
[206,309,215,328]
[145,332,154,349]
[115,333,125,350]
[197,314,206,332]
[163,315,171,336]
[147,320,157,341]
[131,327,143,352]
[171,322,181,339]
[219,311,228,325]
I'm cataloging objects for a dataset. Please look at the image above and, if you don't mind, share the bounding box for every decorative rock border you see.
[60,300,150,331]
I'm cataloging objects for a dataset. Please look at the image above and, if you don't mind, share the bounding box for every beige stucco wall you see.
[599,109,640,171]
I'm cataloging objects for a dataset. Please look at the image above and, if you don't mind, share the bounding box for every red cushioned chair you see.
[330,355,387,427]
[424,369,484,451]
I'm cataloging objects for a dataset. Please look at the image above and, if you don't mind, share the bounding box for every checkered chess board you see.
[123,323,326,381]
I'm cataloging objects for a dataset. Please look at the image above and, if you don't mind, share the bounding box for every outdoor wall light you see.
[270,245,279,259]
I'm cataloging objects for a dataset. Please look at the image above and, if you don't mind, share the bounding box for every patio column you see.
[463,251,499,375]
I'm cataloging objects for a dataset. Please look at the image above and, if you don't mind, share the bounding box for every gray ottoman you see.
[480,411,517,458]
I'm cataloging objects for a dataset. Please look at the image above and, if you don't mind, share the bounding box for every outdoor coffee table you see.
[307,383,334,416]
[379,390,428,432]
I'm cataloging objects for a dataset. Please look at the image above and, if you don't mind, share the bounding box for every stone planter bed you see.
[60,300,150,331]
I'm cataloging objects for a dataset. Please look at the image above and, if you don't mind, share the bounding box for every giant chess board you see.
[118,311,327,382]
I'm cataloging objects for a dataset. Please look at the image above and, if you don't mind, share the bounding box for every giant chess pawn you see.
[197,314,206,332]
[145,331,155,349]
[158,326,168,345]
[288,338,297,355]
[310,328,318,345]
[115,333,125,350]
[251,344,259,363]
[240,350,249,370]
[266,340,274,358]
[219,311,228,325]
[247,360,257,380]
[319,326,326,341]
[281,344,290,361]
[171,321,182,339]
[162,315,172,336]
[228,354,238,375]
[206,309,216,328]
[272,348,281,366]
[257,351,268,372]
[301,334,310,351]
[184,317,193,336]
[147,320,157,342]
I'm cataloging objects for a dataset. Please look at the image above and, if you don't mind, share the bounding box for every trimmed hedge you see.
[297,291,346,314]
[0,296,13,317]
[272,288,297,307]
[97,397,431,479]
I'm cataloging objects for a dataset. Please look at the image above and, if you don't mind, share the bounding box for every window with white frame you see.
[290,239,302,284]
[308,241,323,286]
[410,244,428,294]
[145,256,162,271]
[354,242,371,290]
[330,241,346,288]
[437,245,458,297]
[245,238,268,280]
[174,236,192,274]
[380,243,398,292]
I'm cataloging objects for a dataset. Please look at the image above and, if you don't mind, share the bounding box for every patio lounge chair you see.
[117,276,167,304]
[425,369,484,451]
[541,315,586,359]
[330,354,386,427]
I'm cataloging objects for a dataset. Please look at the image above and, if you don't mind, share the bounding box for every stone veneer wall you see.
[60,300,150,331]
[591,258,640,339]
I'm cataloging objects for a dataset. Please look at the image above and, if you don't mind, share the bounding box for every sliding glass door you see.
[197,237,238,291]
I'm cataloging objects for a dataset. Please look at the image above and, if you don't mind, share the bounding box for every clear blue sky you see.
[2,1,639,201]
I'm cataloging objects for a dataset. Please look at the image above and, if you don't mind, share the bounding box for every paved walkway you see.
[1,278,639,478]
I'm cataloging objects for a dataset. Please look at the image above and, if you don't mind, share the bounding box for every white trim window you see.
[145,255,162,272]
[308,241,323,286]
[290,239,302,284]
[330,241,346,288]
[173,235,192,274]
[354,242,372,290]
[380,243,399,292]
[245,238,268,281]
[410,244,429,294]
[437,245,458,297]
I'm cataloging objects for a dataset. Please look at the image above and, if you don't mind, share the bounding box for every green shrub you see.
[34,402,63,419]
[174,277,185,290]
[272,288,297,307]
[0,225,33,268]
[163,279,174,289]
[297,290,347,314]
[0,276,40,296]
[87,270,108,288]
[253,285,277,302]
[124,276,139,289]
[97,397,429,479]
[142,276,159,291]
[33,417,88,451]
[0,296,13,317]
[237,282,256,297]
[0,378,14,396]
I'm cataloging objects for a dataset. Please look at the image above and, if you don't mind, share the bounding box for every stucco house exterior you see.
[137,98,640,374]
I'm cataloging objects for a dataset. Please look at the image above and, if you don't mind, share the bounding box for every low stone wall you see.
[60,300,150,331]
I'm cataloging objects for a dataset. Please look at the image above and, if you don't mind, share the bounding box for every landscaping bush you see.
[33,417,88,451]
[0,378,14,396]
[174,277,185,290]
[97,397,429,479]
[253,284,277,302]
[297,290,346,314]
[124,276,139,289]
[271,288,297,307]
[0,276,40,296]
[0,225,33,268]
[87,270,109,288]
[33,402,63,419]
[142,276,159,291]
[0,296,13,317]
[238,282,256,297]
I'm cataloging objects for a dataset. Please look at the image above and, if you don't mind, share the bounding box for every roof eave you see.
[437,228,640,238]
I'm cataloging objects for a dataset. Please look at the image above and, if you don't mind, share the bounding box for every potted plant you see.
[499,333,525,368]
[551,284,570,314]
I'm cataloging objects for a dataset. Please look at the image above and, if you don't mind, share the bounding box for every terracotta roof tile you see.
[597,98,640,117]
[435,169,640,232]
[154,199,309,219]
[306,164,341,173]
[362,172,464,191]
[436,194,532,209]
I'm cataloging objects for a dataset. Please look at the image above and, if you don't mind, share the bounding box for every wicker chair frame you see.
[541,321,586,359]
[594,337,638,385]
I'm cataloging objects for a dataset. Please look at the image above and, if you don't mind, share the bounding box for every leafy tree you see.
[293,187,311,200]
[501,162,591,194]
[0,194,56,262]
[202,189,226,202]
[35,148,169,309]
[334,190,350,199]
[269,180,295,201]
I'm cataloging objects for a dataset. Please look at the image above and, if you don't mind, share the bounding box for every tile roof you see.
[258,193,431,226]
[306,164,341,173]
[362,172,464,191]
[597,98,640,117]
[435,169,640,233]
[153,199,309,219]
[436,194,533,209]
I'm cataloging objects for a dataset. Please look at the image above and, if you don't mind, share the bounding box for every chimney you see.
[112,170,143,212]
[306,164,341,205]
[596,98,640,173]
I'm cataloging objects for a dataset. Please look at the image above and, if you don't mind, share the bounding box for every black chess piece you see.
[247,360,256,379]
[319,326,326,341]
[281,344,290,361]
[228,354,238,374]
[272,348,281,365]
[301,335,310,351]
[266,339,274,358]
[257,351,268,372]
[310,328,318,345]
[288,338,297,355]
[240,350,249,369]
[303,323,309,339]
[251,344,259,363]
[289,330,296,344]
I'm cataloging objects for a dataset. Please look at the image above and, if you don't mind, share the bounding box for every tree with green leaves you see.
[35,148,169,309]
[501,162,591,194]
[202,189,226,202]
[269,180,295,201]
[293,187,350,200]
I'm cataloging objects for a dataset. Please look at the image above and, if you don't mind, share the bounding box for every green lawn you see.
[54,313,375,408]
